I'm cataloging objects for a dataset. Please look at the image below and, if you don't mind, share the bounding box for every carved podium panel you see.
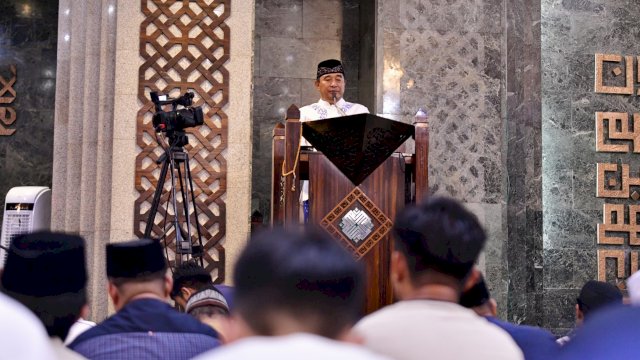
[271,105,429,314]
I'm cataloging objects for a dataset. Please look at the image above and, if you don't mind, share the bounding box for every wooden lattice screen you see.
[134,0,229,281]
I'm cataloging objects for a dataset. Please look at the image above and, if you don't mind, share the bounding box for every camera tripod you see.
[144,131,204,265]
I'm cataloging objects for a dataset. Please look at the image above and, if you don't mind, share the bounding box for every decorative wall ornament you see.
[596,163,640,199]
[597,249,628,289]
[0,65,17,136]
[594,53,634,95]
[133,0,229,280]
[595,112,640,153]
[594,54,640,286]
[597,204,640,246]
[596,204,640,288]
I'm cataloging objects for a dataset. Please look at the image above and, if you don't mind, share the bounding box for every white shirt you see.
[64,318,96,345]
[355,300,524,360]
[0,292,56,360]
[193,333,391,360]
[300,98,369,122]
[298,98,369,202]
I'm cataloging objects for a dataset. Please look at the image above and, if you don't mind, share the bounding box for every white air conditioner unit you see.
[0,187,52,268]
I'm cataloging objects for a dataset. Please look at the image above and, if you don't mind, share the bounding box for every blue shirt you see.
[557,304,636,360]
[486,317,560,360]
[69,298,220,359]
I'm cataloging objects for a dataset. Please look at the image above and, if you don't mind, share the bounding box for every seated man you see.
[184,284,230,341]
[193,228,390,359]
[69,239,220,359]
[555,300,633,359]
[354,196,523,360]
[557,280,623,345]
[460,272,559,360]
[1,232,84,359]
[171,259,233,310]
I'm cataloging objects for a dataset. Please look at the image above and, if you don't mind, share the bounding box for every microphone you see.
[332,93,347,117]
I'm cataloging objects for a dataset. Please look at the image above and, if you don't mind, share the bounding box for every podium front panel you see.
[308,152,407,314]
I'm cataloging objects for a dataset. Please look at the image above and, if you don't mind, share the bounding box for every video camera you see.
[150,91,204,134]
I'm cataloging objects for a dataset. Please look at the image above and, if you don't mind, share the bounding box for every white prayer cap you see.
[627,270,640,305]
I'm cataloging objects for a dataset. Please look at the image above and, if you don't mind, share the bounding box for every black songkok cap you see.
[1,231,86,297]
[577,280,623,316]
[316,59,344,79]
[106,239,167,278]
[460,275,491,308]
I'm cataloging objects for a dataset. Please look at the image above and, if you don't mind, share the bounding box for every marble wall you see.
[251,0,367,221]
[0,1,58,228]
[377,0,516,321]
[541,0,640,335]
[377,0,547,328]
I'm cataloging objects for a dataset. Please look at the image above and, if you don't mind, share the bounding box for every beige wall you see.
[225,1,255,282]
[53,0,254,320]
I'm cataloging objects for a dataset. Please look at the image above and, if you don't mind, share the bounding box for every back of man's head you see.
[106,239,168,307]
[233,227,365,339]
[393,196,486,284]
[577,280,623,319]
[0,231,87,340]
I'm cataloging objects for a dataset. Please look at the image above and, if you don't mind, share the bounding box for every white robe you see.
[300,98,369,122]
[298,98,369,202]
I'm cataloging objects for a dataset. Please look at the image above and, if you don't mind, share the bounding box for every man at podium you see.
[298,59,369,221]
[300,59,369,121]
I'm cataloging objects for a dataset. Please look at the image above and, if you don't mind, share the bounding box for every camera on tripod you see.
[150,91,204,144]
[145,91,206,264]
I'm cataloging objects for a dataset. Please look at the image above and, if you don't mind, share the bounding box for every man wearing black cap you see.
[298,59,370,215]
[556,280,623,346]
[69,239,220,359]
[0,231,89,359]
[299,59,369,122]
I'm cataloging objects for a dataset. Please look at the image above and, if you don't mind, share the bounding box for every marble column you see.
[505,0,543,326]
[52,0,117,320]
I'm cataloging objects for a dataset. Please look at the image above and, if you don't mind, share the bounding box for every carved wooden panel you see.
[320,187,393,259]
[0,65,17,136]
[134,0,229,281]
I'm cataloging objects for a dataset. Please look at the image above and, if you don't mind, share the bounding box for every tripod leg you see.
[176,161,194,252]
[168,153,186,261]
[184,154,205,267]
[144,156,171,238]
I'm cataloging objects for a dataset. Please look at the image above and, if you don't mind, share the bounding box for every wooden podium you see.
[271,105,429,314]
